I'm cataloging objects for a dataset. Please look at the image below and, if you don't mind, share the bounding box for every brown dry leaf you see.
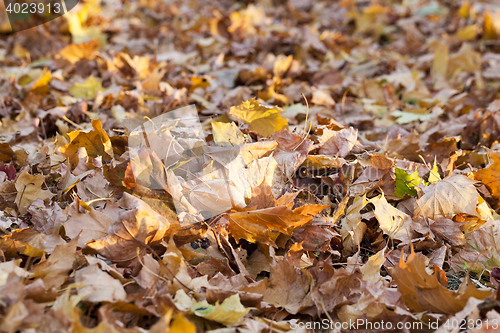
[415,174,479,219]
[30,238,79,290]
[5,0,500,329]
[14,168,54,215]
[59,119,114,166]
[314,269,363,312]
[318,127,358,157]
[86,193,170,262]
[7,228,66,256]
[432,39,449,89]
[134,253,160,290]
[290,225,340,252]
[189,179,246,215]
[242,256,313,314]
[449,42,482,73]
[141,64,167,93]
[75,264,127,302]
[450,220,500,272]
[360,248,386,284]
[272,129,313,180]
[390,248,492,314]
[64,209,114,247]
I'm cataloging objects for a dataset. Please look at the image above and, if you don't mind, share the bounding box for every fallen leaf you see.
[30,238,79,290]
[229,98,288,137]
[415,174,479,219]
[75,264,127,302]
[371,193,412,243]
[211,121,247,146]
[64,210,114,247]
[226,205,313,247]
[242,256,313,314]
[14,168,54,215]
[394,167,423,198]
[318,127,358,157]
[192,294,250,326]
[59,119,114,166]
[474,150,500,200]
[69,75,105,100]
[340,195,369,252]
[86,193,170,262]
[390,248,492,314]
[58,39,99,64]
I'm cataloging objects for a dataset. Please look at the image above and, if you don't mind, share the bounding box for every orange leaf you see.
[474,150,500,200]
[390,248,492,314]
[227,206,312,247]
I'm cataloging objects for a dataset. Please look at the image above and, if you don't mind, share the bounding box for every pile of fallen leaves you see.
[3,0,500,331]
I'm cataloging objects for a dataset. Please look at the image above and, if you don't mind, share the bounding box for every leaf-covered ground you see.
[2,0,500,332]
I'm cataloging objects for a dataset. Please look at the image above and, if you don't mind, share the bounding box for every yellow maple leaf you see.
[192,294,250,326]
[69,75,105,100]
[211,121,247,145]
[59,119,114,166]
[229,98,288,137]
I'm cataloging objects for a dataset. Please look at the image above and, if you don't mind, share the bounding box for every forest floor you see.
[2,0,500,332]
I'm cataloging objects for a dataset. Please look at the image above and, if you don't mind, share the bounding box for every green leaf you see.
[394,167,423,198]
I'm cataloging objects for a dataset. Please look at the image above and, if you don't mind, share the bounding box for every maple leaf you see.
[14,168,54,215]
[360,248,386,284]
[192,294,250,326]
[340,195,369,252]
[30,238,79,290]
[69,75,105,100]
[390,248,492,314]
[64,210,114,247]
[474,150,500,200]
[370,193,412,243]
[211,121,248,146]
[6,228,65,256]
[241,256,313,314]
[142,64,167,93]
[318,127,358,157]
[86,193,170,263]
[226,206,312,247]
[57,39,99,64]
[313,268,364,312]
[59,119,114,166]
[189,178,247,214]
[394,167,423,198]
[225,180,326,247]
[75,264,127,302]
[415,174,479,219]
[229,98,288,137]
